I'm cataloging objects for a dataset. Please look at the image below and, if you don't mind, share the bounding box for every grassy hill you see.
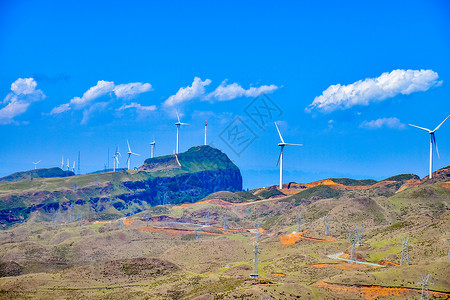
[0,166,448,299]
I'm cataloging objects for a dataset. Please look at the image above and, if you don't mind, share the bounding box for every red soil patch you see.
[122,218,135,226]
[279,230,331,245]
[138,225,220,236]
[378,260,400,267]
[173,198,234,209]
[308,262,365,271]
[271,273,286,277]
[315,280,450,300]
[441,182,450,189]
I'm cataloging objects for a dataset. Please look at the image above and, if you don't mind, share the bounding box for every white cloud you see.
[50,80,153,119]
[360,117,406,130]
[114,82,153,99]
[69,80,115,107]
[306,69,442,113]
[117,102,156,111]
[0,78,45,124]
[205,80,278,101]
[163,77,212,107]
[49,103,70,115]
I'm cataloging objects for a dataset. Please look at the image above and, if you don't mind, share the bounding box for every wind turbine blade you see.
[132,152,140,156]
[276,149,282,166]
[432,133,440,159]
[127,140,131,152]
[408,124,431,132]
[274,122,285,143]
[176,111,180,123]
[433,114,450,132]
[284,143,303,146]
[180,123,189,125]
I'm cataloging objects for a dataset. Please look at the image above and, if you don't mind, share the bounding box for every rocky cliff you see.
[0,146,242,227]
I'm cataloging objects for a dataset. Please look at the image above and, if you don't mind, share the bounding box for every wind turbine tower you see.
[204,120,207,145]
[126,140,140,170]
[66,159,70,171]
[275,122,302,189]
[175,111,189,154]
[32,160,41,170]
[409,115,449,179]
[150,136,155,158]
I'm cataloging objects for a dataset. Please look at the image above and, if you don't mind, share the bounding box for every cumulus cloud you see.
[205,80,279,101]
[117,102,156,111]
[306,69,442,113]
[0,78,45,124]
[69,80,115,107]
[114,82,153,99]
[49,103,71,115]
[50,80,153,117]
[163,77,212,107]
[360,117,406,130]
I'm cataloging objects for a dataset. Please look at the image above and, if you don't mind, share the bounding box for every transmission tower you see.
[296,212,302,232]
[195,229,200,242]
[205,211,210,226]
[255,222,262,241]
[348,230,357,263]
[250,242,259,278]
[73,182,77,192]
[417,273,433,300]
[118,218,123,229]
[355,224,364,246]
[95,175,98,186]
[447,239,450,259]
[223,214,228,232]
[69,203,73,223]
[323,217,331,236]
[145,213,151,226]
[400,235,410,265]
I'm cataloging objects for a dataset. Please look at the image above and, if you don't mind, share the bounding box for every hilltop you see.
[0,167,74,183]
[0,145,242,227]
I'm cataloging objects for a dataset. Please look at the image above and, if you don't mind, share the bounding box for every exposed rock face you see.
[0,146,242,227]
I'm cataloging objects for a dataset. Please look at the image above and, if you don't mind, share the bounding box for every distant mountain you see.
[0,146,242,227]
[0,167,74,183]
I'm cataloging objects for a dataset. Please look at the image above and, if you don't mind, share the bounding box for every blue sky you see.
[1,0,450,189]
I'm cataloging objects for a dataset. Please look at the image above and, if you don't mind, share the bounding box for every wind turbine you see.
[114,147,121,171]
[175,111,189,154]
[32,160,41,169]
[61,156,64,169]
[126,140,140,170]
[66,159,70,171]
[275,122,302,189]
[409,114,449,179]
[72,161,76,173]
[112,153,117,172]
[149,136,155,158]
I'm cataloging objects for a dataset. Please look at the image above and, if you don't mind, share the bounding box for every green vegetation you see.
[330,178,377,186]
[383,174,420,182]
